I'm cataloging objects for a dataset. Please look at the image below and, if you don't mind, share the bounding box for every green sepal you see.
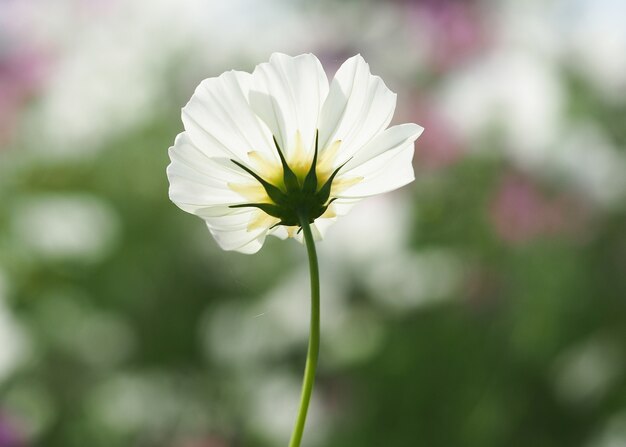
[229,202,284,219]
[229,132,346,229]
[273,136,300,193]
[302,130,318,195]
[230,159,287,204]
[316,158,351,204]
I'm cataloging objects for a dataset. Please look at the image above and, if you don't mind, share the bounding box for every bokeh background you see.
[2,0,626,446]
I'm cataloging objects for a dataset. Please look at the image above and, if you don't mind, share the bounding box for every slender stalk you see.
[288,214,320,447]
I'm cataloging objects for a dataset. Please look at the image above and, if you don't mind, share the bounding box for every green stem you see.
[288,214,320,447]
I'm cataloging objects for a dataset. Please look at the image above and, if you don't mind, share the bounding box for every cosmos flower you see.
[167,53,423,253]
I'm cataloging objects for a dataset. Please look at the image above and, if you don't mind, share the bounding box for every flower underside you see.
[228,130,361,230]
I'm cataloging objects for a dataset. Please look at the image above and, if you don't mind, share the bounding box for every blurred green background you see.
[1,0,626,446]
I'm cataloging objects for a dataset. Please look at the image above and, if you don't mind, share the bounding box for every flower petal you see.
[268,226,289,240]
[344,123,423,171]
[249,53,329,156]
[299,198,361,241]
[335,141,417,199]
[235,236,265,254]
[330,198,361,216]
[182,70,275,162]
[203,210,269,254]
[167,132,252,214]
[318,54,397,163]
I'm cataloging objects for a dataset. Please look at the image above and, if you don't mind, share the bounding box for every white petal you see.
[319,54,397,163]
[311,218,336,239]
[269,226,289,240]
[306,198,361,240]
[167,132,251,214]
[235,236,265,254]
[336,143,416,199]
[204,211,269,254]
[168,133,249,185]
[344,123,423,171]
[202,208,259,231]
[182,70,275,162]
[194,205,244,218]
[210,227,266,254]
[249,53,329,156]
[334,123,421,198]
[331,198,361,216]
[291,220,335,244]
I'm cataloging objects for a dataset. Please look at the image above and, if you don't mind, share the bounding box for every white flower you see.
[167,53,423,254]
